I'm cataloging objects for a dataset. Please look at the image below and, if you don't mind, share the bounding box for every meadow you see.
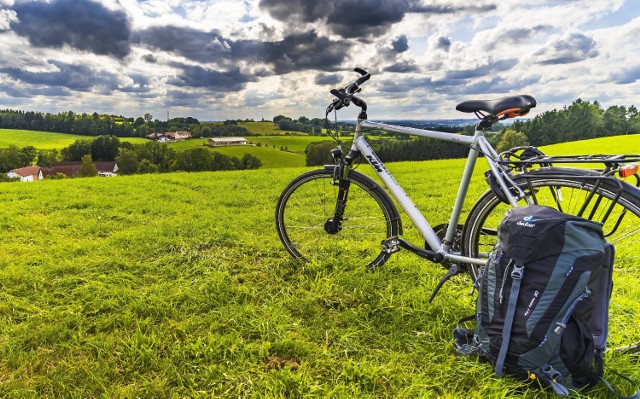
[0,134,638,397]
[0,129,147,150]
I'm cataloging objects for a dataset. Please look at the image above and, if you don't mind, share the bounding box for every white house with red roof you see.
[7,166,44,182]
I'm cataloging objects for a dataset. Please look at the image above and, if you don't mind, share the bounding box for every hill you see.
[0,128,147,149]
[1,133,638,396]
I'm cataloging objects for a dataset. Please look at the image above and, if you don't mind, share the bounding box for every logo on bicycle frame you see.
[366,154,384,173]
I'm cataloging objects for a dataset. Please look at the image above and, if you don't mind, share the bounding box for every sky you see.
[0,0,639,122]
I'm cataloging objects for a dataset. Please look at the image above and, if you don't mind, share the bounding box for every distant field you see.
[541,133,640,155]
[0,129,147,149]
[210,144,305,168]
[250,136,332,154]
[238,121,281,135]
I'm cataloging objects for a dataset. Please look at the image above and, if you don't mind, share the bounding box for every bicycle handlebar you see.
[327,68,369,117]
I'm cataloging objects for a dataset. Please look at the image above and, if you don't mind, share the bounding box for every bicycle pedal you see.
[381,237,401,254]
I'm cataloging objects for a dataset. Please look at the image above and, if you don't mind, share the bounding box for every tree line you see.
[0,136,261,179]
[0,109,255,138]
[507,99,640,148]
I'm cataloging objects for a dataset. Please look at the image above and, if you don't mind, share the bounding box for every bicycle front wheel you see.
[463,168,640,350]
[276,168,400,269]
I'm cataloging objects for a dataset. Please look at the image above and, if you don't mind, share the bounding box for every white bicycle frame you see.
[351,118,526,266]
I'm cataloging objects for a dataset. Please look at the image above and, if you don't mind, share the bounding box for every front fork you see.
[324,147,355,235]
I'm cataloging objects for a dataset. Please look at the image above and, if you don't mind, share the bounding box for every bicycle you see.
[275,68,640,351]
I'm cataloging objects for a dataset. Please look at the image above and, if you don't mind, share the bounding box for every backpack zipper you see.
[554,288,591,334]
[499,258,513,305]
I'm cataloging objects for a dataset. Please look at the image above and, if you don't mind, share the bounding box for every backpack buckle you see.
[511,265,524,280]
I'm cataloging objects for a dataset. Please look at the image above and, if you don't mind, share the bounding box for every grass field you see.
[0,129,147,149]
[0,134,638,397]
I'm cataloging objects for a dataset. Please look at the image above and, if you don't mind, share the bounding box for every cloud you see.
[444,59,518,80]
[609,65,640,84]
[134,27,351,75]
[167,63,256,92]
[132,25,220,64]
[1,60,119,92]
[10,0,131,59]
[260,0,497,38]
[258,0,332,23]
[436,36,452,52]
[535,32,598,65]
[315,73,342,86]
[392,35,409,53]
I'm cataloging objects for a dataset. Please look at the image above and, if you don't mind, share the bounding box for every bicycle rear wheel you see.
[463,168,640,350]
[276,168,400,269]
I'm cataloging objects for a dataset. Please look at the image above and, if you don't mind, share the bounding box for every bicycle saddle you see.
[456,95,536,118]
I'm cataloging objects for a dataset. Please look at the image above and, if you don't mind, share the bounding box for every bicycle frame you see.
[348,118,524,267]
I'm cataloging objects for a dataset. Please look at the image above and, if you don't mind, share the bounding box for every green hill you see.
[1,133,638,396]
[0,128,147,149]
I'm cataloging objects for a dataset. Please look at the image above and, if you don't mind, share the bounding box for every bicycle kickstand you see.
[428,264,463,302]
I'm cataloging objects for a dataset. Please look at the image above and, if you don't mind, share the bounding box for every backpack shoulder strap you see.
[495,264,524,377]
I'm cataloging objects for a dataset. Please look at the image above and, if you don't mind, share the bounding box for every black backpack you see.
[455,205,639,397]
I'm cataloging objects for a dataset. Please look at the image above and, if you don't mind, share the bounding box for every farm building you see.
[146,131,192,141]
[208,137,247,146]
[7,166,44,182]
[42,162,119,178]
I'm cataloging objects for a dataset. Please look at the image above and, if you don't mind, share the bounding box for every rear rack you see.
[499,147,640,166]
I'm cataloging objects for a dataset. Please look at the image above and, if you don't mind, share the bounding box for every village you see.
[6,132,249,181]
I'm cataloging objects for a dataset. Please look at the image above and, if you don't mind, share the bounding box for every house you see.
[7,166,44,182]
[42,161,119,178]
[94,162,119,177]
[146,131,192,142]
[208,137,248,146]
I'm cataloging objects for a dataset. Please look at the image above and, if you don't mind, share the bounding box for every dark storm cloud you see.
[392,35,409,53]
[261,0,497,38]
[234,31,352,74]
[167,63,256,92]
[135,26,351,75]
[10,0,131,59]
[535,32,598,65]
[315,73,342,86]
[258,0,332,23]
[1,60,119,92]
[132,25,220,63]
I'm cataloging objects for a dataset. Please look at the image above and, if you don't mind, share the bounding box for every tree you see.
[91,135,121,161]
[62,139,92,161]
[241,153,262,169]
[115,149,138,175]
[79,154,97,177]
[496,129,529,153]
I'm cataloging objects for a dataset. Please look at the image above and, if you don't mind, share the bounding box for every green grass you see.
[250,136,333,155]
[0,135,638,397]
[0,129,147,149]
[541,133,640,155]
[238,121,283,135]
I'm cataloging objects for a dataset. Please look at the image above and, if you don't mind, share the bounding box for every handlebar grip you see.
[354,68,370,86]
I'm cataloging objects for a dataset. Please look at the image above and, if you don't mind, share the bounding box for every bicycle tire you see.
[462,167,640,349]
[276,167,401,269]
